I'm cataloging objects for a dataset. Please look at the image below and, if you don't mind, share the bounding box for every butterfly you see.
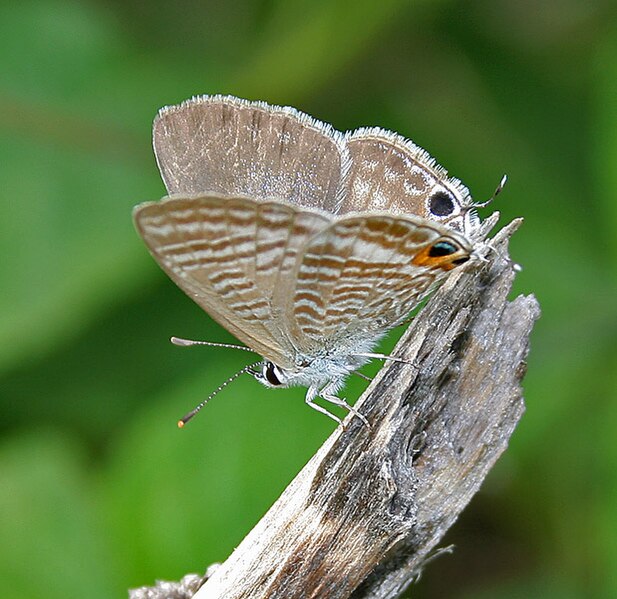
[133,95,496,426]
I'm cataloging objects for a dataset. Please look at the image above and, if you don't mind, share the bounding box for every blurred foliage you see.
[1,0,616,597]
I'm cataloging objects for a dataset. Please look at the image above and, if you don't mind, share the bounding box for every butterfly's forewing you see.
[290,214,472,346]
[134,194,331,368]
[153,96,347,212]
[339,129,475,232]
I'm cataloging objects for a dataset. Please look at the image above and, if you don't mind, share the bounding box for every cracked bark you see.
[130,217,540,599]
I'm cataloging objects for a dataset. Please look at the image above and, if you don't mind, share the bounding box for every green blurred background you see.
[1,0,616,597]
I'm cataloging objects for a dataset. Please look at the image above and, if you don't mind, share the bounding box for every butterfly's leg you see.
[319,384,370,429]
[353,371,373,382]
[304,386,343,426]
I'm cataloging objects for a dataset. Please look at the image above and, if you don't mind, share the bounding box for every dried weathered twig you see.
[130,570,215,599]
[130,218,539,599]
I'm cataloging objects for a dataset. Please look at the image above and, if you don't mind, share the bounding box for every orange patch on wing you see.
[411,245,469,271]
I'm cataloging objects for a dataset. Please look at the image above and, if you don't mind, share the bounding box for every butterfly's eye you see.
[428,240,459,257]
[429,191,455,216]
[264,362,282,386]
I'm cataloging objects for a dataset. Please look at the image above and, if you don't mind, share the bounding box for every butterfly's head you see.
[250,353,361,391]
[251,361,291,388]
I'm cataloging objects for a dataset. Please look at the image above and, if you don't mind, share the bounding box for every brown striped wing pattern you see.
[133,194,330,369]
[291,215,472,345]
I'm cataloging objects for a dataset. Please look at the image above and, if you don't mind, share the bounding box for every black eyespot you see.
[452,256,469,265]
[264,362,281,386]
[428,240,458,257]
[429,191,455,216]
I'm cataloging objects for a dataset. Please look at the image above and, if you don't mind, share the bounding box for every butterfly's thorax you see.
[261,340,377,391]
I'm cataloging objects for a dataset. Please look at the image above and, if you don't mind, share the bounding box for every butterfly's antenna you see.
[171,336,256,353]
[473,174,508,209]
[354,352,415,366]
[178,361,262,428]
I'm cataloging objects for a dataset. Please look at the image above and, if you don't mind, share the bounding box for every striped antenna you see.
[473,174,508,209]
[178,361,262,428]
[171,336,256,353]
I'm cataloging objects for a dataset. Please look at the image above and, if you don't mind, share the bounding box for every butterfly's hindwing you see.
[340,129,472,229]
[291,215,471,347]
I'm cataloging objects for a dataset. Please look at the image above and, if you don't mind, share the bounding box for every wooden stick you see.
[131,218,540,599]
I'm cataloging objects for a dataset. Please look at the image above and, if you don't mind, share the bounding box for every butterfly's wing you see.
[288,213,473,347]
[153,95,347,212]
[134,194,331,368]
[339,128,479,235]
